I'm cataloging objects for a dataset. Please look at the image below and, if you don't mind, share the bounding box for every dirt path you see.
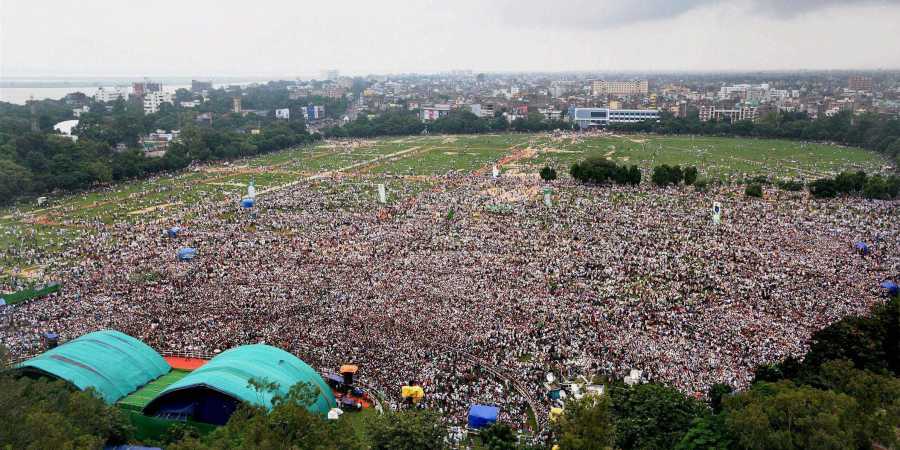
[474,146,536,176]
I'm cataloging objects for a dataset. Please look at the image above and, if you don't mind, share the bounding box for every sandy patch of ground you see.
[444,152,459,155]
[442,137,458,144]
[127,202,184,215]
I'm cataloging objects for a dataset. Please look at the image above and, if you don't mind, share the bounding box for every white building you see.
[421,104,451,121]
[699,106,758,122]
[72,105,90,118]
[94,87,127,103]
[570,107,660,128]
[143,91,173,114]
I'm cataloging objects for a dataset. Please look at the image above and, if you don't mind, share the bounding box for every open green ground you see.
[0,132,887,280]
[117,370,190,411]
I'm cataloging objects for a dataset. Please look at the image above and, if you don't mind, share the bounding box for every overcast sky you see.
[2,0,899,77]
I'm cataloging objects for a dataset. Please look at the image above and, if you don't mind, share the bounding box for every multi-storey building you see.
[569,107,660,128]
[302,105,325,121]
[94,87,127,103]
[848,76,873,92]
[699,105,758,122]
[143,91,173,114]
[591,80,649,97]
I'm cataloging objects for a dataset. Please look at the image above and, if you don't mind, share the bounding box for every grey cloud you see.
[495,0,900,29]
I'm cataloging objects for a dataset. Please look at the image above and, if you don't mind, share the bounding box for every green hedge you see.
[1,283,60,305]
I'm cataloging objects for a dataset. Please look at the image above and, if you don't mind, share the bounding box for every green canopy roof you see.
[16,330,170,404]
[147,344,336,414]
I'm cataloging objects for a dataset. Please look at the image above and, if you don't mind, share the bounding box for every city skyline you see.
[2,0,900,77]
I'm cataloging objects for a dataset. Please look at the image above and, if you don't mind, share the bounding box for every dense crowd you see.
[2,168,898,429]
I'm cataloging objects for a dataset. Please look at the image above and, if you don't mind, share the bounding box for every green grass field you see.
[0,132,887,280]
[117,370,190,411]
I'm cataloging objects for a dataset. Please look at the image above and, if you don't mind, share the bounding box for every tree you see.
[367,410,446,450]
[540,166,558,181]
[683,166,698,186]
[809,178,838,198]
[555,394,616,450]
[479,422,518,450]
[675,416,731,450]
[723,381,863,450]
[609,383,706,450]
[709,383,734,414]
[0,376,133,449]
[0,159,32,202]
[744,183,763,198]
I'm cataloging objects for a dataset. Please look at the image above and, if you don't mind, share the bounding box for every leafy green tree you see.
[540,166,558,181]
[609,383,706,450]
[0,376,133,449]
[555,394,616,450]
[675,416,731,450]
[683,166,698,186]
[480,422,518,450]
[708,383,733,414]
[744,183,763,198]
[723,381,863,450]
[367,410,446,450]
[0,158,32,202]
[809,178,839,198]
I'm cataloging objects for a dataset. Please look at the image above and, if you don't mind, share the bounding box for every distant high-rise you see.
[232,97,242,114]
[29,96,38,132]
[592,80,648,97]
[191,80,213,93]
[847,76,873,92]
[322,69,339,81]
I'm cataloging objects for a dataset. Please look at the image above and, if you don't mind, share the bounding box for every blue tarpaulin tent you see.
[881,281,899,296]
[177,247,197,261]
[468,404,499,429]
[854,242,870,255]
[240,198,255,208]
[166,227,182,238]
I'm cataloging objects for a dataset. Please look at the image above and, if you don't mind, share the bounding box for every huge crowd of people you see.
[1,156,898,429]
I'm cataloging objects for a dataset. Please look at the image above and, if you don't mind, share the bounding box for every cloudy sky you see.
[1,0,899,77]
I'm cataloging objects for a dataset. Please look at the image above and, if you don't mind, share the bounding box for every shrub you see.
[834,170,867,194]
[683,166,698,186]
[745,183,763,198]
[539,166,558,181]
[570,157,632,185]
[775,179,804,191]
[652,164,685,186]
[809,178,838,198]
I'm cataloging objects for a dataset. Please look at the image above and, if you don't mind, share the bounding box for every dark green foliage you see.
[809,177,839,198]
[651,164,684,186]
[570,157,640,186]
[0,375,133,449]
[802,295,899,376]
[744,183,763,198]
[675,416,731,450]
[539,165,558,181]
[775,179,804,191]
[683,166,698,185]
[810,171,900,200]
[834,170,868,194]
[723,381,864,450]
[609,383,707,450]
[479,422,518,450]
[708,383,734,414]
[555,394,616,450]
[367,410,446,450]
